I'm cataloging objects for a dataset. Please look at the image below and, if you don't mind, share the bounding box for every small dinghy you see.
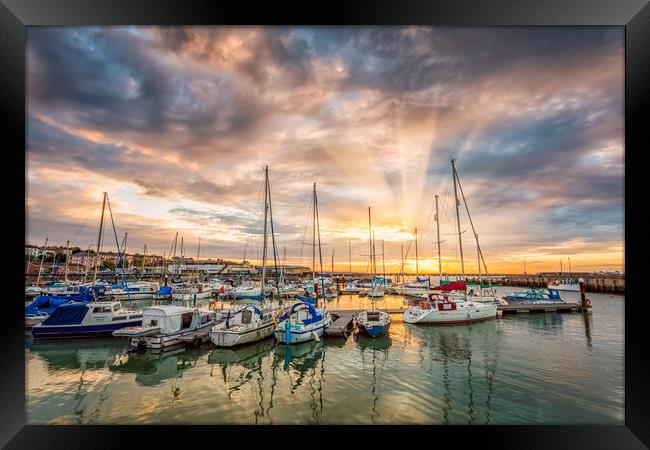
[356,309,391,338]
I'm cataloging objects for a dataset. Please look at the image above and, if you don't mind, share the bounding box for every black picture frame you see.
[2,0,648,448]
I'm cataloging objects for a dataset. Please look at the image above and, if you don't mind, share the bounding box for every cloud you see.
[26,26,624,272]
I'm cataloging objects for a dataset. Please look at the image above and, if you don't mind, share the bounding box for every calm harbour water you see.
[25,287,624,425]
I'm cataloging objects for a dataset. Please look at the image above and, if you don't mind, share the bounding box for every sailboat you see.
[340,241,358,294]
[367,209,384,299]
[274,183,332,344]
[403,159,497,325]
[209,303,278,348]
[233,166,278,302]
[547,257,580,291]
[356,207,391,337]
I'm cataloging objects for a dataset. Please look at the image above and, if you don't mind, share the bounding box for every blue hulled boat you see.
[355,309,391,338]
[25,287,96,328]
[32,301,142,339]
[504,288,563,303]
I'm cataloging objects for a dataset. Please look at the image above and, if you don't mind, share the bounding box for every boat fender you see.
[284,320,292,343]
[586,298,592,308]
[312,331,320,342]
[273,317,278,328]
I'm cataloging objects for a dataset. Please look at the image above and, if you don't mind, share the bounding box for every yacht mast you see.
[92,192,108,287]
[261,165,269,297]
[435,195,442,277]
[400,243,404,283]
[348,241,352,279]
[382,240,386,285]
[63,240,70,283]
[568,257,572,278]
[415,227,419,277]
[372,231,377,279]
[142,244,147,274]
[451,159,465,279]
[312,183,316,285]
[368,207,373,278]
[454,159,497,299]
[266,169,280,290]
[36,237,48,286]
[314,183,326,305]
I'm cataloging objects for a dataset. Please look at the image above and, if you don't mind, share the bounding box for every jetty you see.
[325,312,357,336]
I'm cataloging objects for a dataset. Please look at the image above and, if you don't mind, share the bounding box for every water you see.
[25,288,624,425]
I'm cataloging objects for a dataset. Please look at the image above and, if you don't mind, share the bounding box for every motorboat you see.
[273,301,332,345]
[368,283,384,299]
[232,284,263,301]
[403,296,497,325]
[171,282,214,301]
[32,301,142,339]
[547,279,580,292]
[25,287,96,328]
[504,288,564,304]
[113,305,216,351]
[209,304,279,348]
[25,285,43,298]
[355,309,391,338]
[105,281,160,300]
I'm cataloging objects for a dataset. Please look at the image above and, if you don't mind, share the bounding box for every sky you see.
[25,26,624,274]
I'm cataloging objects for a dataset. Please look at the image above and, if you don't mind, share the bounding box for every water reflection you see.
[28,338,126,372]
[110,345,209,387]
[355,334,392,424]
[404,322,500,424]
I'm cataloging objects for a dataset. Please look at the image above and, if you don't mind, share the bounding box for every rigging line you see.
[243,171,266,261]
[105,196,129,297]
[266,172,280,288]
[298,194,313,266]
[69,203,99,247]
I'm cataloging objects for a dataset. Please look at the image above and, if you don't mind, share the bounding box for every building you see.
[69,252,134,269]
[254,265,311,275]
[221,263,258,275]
[166,264,225,274]
[25,245,55,258]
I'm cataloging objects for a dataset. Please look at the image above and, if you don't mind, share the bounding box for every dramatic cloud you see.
[26,26,624,273]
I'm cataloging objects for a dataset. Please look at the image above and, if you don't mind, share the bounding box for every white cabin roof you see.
[142,305,196,317]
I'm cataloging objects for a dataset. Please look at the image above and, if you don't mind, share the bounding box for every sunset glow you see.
[26,26,624,274]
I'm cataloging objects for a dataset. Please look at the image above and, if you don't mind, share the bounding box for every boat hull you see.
[358,321,390,337]
[403,303,497,325]
[130,321,215,351]
[210,322,275,347]
[273,324,326,344]
[32,319,142,339]
[172,290,214,301]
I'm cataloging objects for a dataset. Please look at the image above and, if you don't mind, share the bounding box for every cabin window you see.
[93,306,111,313]
[150,319,158,326]
[181,312,193,329]
[113,304,121,312]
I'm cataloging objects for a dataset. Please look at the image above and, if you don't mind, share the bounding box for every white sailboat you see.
[211,166,287,348]
[274,182,332,344]
[548,257,580,291]
[403,159,497,325]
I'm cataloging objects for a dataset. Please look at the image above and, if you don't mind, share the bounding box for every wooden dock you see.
[325,312,358,336]
[498,302,586,314]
